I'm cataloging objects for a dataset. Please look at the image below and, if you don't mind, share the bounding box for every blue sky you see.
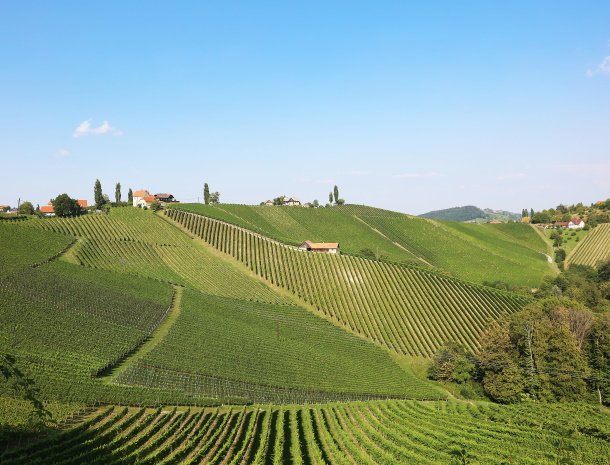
[1,1,609,214]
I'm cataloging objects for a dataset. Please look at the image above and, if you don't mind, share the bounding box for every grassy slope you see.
[117,289,439,401]
[172,203,552,288]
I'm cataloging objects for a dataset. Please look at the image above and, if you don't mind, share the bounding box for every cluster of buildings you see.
[132,190,176,208]
[262,196,302,206]
[40,199,89,217]
[534,217,586,230]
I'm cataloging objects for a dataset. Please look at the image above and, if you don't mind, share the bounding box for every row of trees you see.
[523,200,610,227]
[430,261,610,404]
[329,185,345,206]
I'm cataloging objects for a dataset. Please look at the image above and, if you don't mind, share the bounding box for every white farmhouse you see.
[132,189,150,207]
[568,217,585,229]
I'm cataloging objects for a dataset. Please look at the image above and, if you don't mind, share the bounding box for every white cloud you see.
[73,119,122,138]
[599,56,610,74]
[393,171,444,179]
[57,148,70,157]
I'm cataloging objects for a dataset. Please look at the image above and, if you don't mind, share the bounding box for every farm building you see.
[298,241,340,254]
[135,195,157,208]
[154,193,176,203]
[262,200,274,206]
[40,205,55,217]
[132,189,150,207]
[284,197,301,206]
[568,218,585,229]
[0,205,10,212]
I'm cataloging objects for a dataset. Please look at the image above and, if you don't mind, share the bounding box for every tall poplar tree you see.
[115,182,121,204]
[204,183,210,204]
[328,192,333,205]
[127,188,133,204]
[94,179,104,208]
[333,185,339,204]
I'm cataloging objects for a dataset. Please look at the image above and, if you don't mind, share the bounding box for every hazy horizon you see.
[1,1,609,215]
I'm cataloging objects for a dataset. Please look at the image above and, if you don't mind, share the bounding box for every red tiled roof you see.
[143,195,156,202]
[134,189,149,197]
[570,218,582,224]
[300,241,339,250]
[40,205,54,213]
[77,200,88,208]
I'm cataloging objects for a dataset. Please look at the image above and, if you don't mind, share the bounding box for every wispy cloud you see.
[348,170,369,176]
[73,119,123,138]
[586,46,610,77]
[57,148,70,157]
[393,171,444,179]
[315,178,335,185]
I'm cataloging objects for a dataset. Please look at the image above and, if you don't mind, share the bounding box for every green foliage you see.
[127,188,133,204]
[18,201,34,215]
[149,200,162,212]
[51,193,81,218]
[114,182,121,204]
[333,185,339,204]
[208,191,220,204]
[555,248,566,263]
[93,179,104,208]
[478,299,595,404]
[428,341,476,383]
[203,182,210,204]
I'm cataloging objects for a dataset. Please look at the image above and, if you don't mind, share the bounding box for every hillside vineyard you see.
[4,401,609,465]
[567,222,610,268]
[166,209,531,355]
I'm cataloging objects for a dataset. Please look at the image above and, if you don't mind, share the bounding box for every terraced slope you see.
[23,208,288,305]
[567,223,610,268]
[167,209,531,356]
[3,401,609,465]
[116,289,438,403]
[171,203,551,287]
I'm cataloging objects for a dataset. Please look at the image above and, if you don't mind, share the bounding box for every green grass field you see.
[3,400,609,465]
[170,203,552,288]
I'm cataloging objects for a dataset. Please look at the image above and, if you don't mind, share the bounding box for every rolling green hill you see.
[170,203,552,288]
[167,208,531,356]
[3,211,437,405]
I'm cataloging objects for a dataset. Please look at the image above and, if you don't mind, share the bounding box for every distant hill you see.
[419,205,521,223]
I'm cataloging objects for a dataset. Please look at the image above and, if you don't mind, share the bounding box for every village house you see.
[0,205,10,213]
[154,193,176,203]
[135,195,157,208]
[554,221,569,229]
[283,197,301,206]
[132,189,150,207]
[298,240,340,254]
[40,205,55,217]
[262,200,274,206]
[568,217,585,229]
[41,199,88,217]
